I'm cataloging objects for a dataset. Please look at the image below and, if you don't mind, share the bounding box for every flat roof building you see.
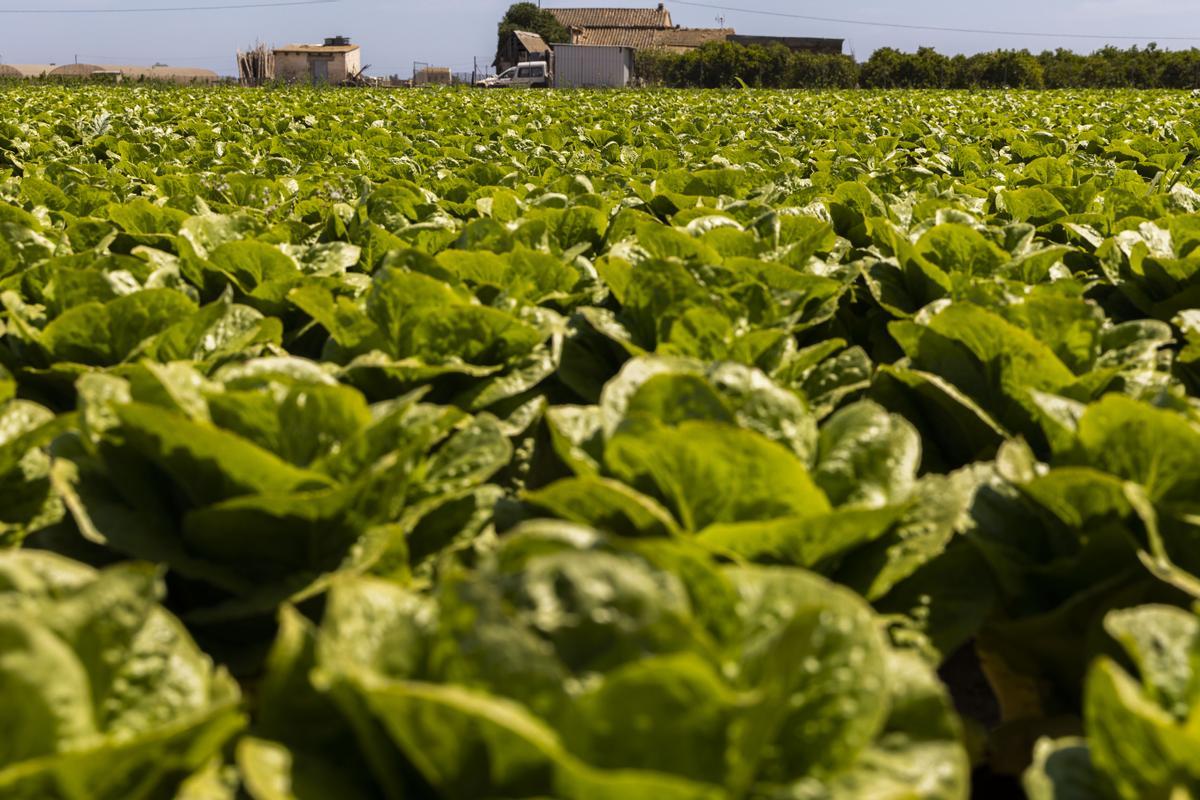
[273,37,361,85]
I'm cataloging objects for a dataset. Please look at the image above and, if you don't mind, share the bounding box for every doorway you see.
[310,58,330,85]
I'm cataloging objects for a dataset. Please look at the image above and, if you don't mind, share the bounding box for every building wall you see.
[554,45,633,88]
[275,50,359,84]
[276,52,314,83]
[342,49,361,81]
[414,67,452,86]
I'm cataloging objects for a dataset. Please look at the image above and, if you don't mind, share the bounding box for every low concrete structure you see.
[414,66,452,86]
[274,37,361,85]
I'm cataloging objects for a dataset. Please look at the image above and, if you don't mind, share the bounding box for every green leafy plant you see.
[0,550,243,799]
[2,85,1200,798]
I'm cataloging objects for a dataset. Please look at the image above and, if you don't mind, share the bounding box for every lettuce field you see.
[2,85,1200,799]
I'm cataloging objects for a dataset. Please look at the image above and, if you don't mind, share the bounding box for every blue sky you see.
[1,0,1198,77]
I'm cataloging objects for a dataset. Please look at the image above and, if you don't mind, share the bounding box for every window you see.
[500,68,515,79]
[532,65,545,77]
[517,67,533,78]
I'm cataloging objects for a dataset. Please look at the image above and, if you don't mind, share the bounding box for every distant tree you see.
[1039,48,1087,88]
[634,42,857,89]
[963,50,1044,89]
[497,3,569,56]
[858,47,906,88]
[860,47,952,88]
[639,40,1200,90]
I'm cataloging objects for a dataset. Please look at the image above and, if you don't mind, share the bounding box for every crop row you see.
[1,86,1199,799]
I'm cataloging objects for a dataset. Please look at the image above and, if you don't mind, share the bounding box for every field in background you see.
[2,86,1200,799]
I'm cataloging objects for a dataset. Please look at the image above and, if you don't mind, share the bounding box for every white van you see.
[477,61,551,89]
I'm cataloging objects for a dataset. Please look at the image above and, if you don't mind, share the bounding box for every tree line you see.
[635,42,1200,89]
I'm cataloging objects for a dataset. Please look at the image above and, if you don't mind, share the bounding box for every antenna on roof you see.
[715,14,724,27]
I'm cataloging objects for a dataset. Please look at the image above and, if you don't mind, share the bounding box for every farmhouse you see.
[544,5,844,55]
[545,4,729,53]
[273,37,361,85]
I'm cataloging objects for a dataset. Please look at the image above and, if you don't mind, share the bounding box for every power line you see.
[0,0,336,13]
[670,0,1200,42]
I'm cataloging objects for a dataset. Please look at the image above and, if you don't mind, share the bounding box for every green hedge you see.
[636,43,858,89]
[637,41,1200,89]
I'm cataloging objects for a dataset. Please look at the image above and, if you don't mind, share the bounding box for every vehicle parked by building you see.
[476,60,551,88]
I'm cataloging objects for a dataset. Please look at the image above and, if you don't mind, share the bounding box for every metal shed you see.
[552,44,634,88]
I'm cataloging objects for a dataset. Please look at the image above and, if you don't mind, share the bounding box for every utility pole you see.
[473,56,477,85]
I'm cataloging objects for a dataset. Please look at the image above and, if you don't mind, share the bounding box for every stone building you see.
[273,37,361,85]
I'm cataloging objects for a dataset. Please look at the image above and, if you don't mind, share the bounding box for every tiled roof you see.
[570,27,658,48]
[569,26,732,50]
[547,6,673,29]
[0,65,20,78]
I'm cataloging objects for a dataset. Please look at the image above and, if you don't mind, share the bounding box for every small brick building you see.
[273,37,361,85]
